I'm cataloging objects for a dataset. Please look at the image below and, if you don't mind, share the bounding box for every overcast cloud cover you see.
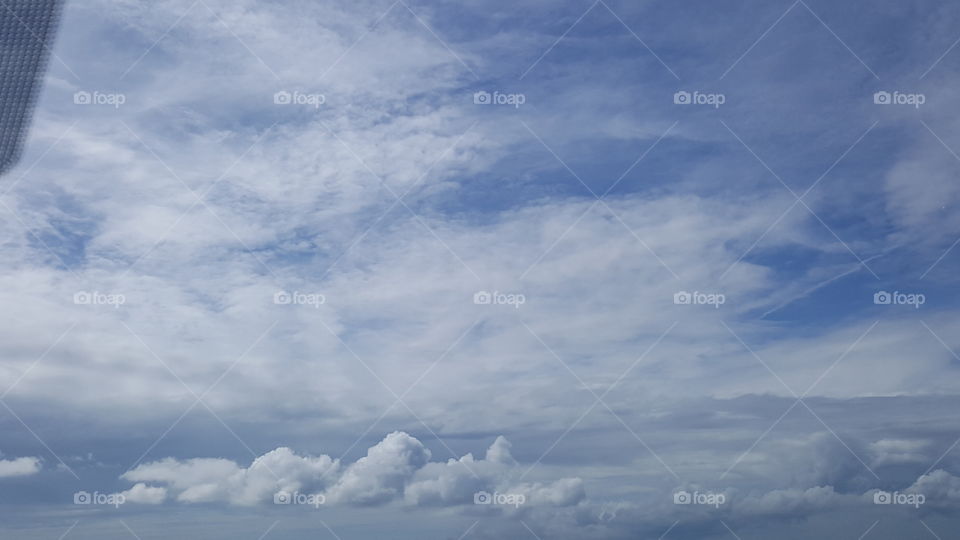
[2,0,960,538]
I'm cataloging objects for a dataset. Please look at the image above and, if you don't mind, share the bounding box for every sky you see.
[2,0,960,538]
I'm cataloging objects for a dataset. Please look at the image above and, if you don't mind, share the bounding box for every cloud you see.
[119,482,167,504]
[512,478,585,507]
[734,486,844,517]
[120,432,583,509]
[122,447,338,505]
[869,439,930,467]
[404,434,583,509]
[325,431,431,505]
[903,469,960,508]
[0,456,41,478]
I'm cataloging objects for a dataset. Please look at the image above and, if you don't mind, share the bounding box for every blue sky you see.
[2,0,960,538]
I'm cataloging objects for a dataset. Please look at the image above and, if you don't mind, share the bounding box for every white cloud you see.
[122,447,338,505]
[869,439,930,467]
[120,482,167,504]
[404,435,583,508]
[120,432,583,509]
[325,431,431,505]
[512,478,586,507]
[0,456,41,478]
[735,486,843,516]
[904,469,960,506]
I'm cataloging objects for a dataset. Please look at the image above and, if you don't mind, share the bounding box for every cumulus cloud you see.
[121,432,583,509]
[734,486,844,516]
[119,482,167,504]
[404,435,583,508]
[869,439,930,467]
[325,431,430,505]
[903,469,960,507]
[0,456,41,478]
[123,447,338,505]
[512,478,586,507]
